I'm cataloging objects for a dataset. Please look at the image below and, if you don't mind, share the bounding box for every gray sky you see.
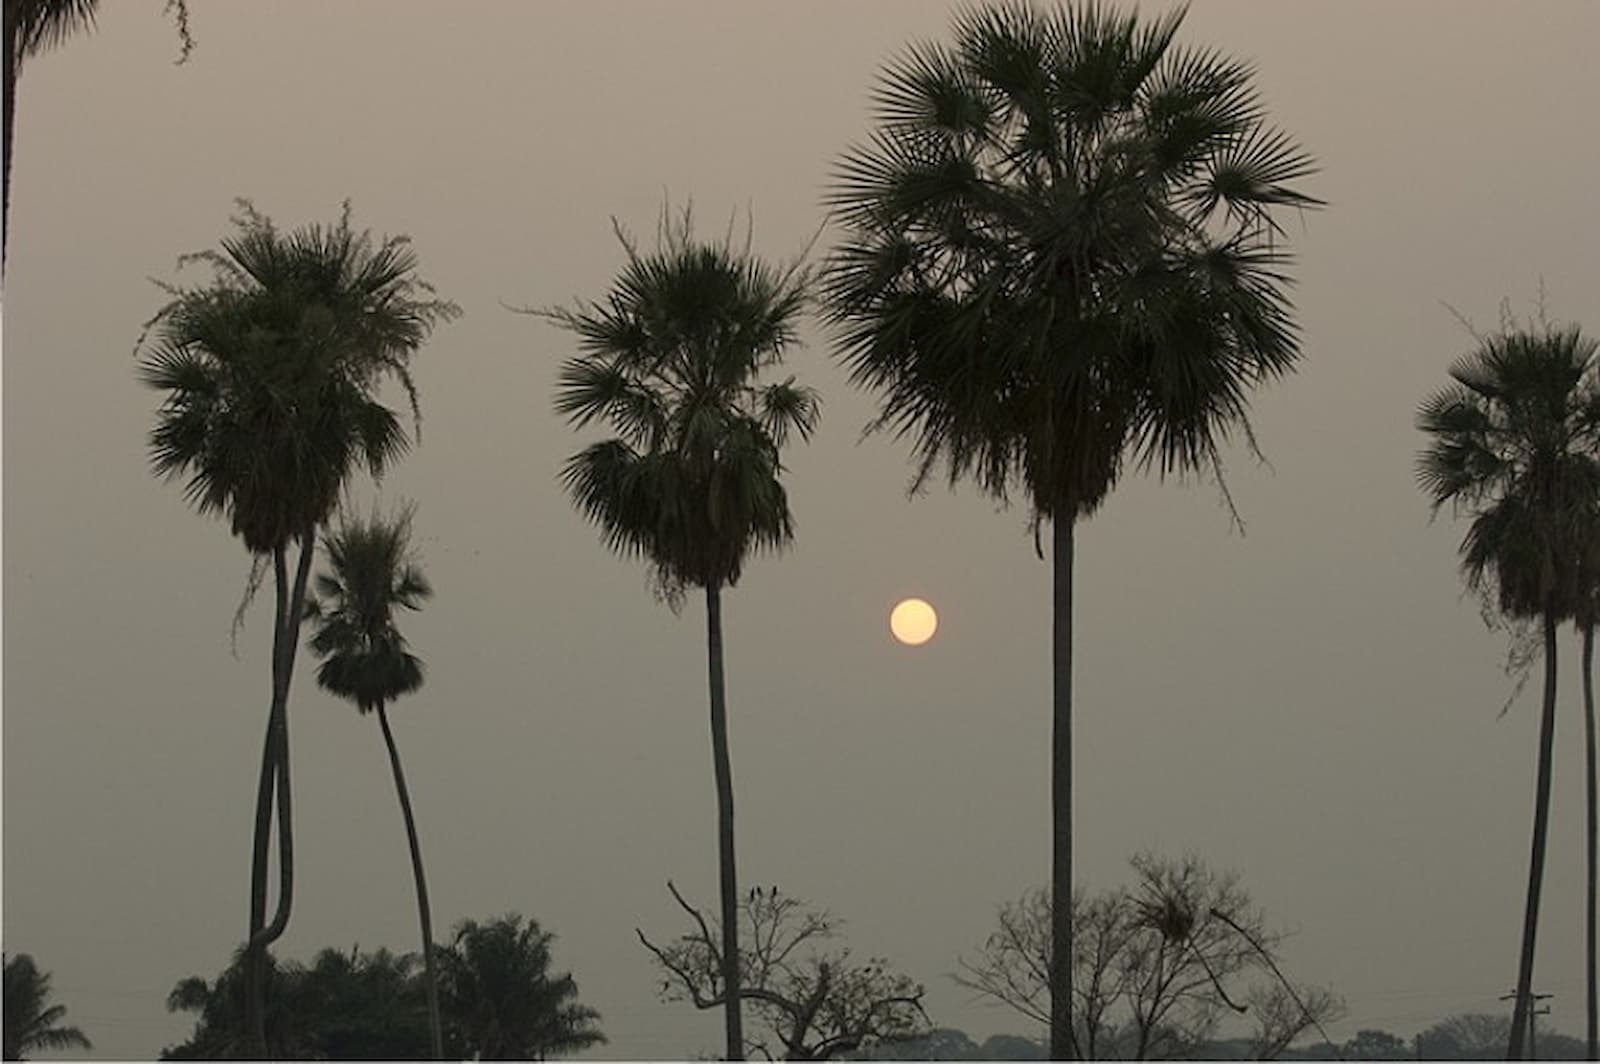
[5,1,1600,1058]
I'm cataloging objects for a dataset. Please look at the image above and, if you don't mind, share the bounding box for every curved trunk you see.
[3,35,17,277]
[244,547,289,1057]
[706,581,744,1060]
[376,701,445,1060]
[1506,611,1560,1060]
[1584,622,1597,1062]
[1050,513,1076,1061]
[244,533,315,1057]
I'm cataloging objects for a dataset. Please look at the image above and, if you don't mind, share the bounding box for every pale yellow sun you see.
[890,598,938,646]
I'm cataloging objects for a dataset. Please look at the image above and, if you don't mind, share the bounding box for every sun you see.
[890,598,938,646]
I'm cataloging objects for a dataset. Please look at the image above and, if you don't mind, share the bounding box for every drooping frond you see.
[538,204,818,595]
[824,0,1319,524]
[304,503,432,713]
[138,203,457,554]
[1417,323,1600,621]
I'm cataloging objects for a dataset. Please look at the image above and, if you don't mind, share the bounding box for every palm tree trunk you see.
[244,547,289,1057]
[376,700,445,1060]
[1506,610,1561,1060]
[1050,512,1076,1061]
[1584,621,1597,1061]
[3,36,17,277]
[706,580,744,1060]
[244,533,315,1057]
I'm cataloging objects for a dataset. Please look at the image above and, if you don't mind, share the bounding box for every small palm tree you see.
[3,0,192,271]
[305,503,444,1059]
[1417,323,1600,1059]
[439,915,605,1061]
[536,205,818,1060]
[139,200,459,1056]
[3,953,90,1060]
[823,4,1318,1054]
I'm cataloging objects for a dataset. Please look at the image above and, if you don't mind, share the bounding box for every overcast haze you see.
[5,1,1600,1059]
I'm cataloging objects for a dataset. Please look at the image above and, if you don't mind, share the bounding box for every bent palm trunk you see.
[706,581,744,1060]
[377,700,444,1060]
[1507,610,1561,1059]
[244,534,314,1057]
[1051,513,1076,1060]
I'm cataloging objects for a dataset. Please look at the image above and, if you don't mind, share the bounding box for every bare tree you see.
[639,883,928,1060]
[957,854,1343,1060]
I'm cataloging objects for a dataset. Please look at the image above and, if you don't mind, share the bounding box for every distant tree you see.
[957,854,1342,1060]
[439,915,605,1060]
[1341,1029,1407,1061]
[304,503,443,1059]
[641,883,929,1060]
[2,953,91,1061]
[2,0,192,271]
[857,1027,982,1060]
[1417,322,1600,1057]
[823,5,1320,1054]
[161,945,448,1060]
[1417,1012,1512,1060]
[537,204,818,1060]
[977,1034,1049,1060]
[140,200,459,1055]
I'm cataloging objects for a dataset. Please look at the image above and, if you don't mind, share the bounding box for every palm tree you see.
[3,953,90,1060]
[139,200,459,1057]
[304,503,444,1059]
[822,4,1318,1055]
[3,0,191,272]
[1417,324,1600,1059]
[537,205,818,1060]
[438,915,605,1061]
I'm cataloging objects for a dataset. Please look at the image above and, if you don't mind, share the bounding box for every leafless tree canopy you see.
[956,854,1344,1060]
[638,883,929,1060]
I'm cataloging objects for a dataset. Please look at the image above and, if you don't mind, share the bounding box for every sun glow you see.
[890,598,938,646]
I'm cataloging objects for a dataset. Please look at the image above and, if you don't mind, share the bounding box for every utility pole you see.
[1501,989,1553,1058]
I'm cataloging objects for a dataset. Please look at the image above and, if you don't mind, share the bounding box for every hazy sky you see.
[5,2,1600,1059]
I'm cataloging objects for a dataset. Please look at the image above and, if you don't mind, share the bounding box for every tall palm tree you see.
[1417,324,1600,1059]
[537,205,818,1060]
[3,0,191,272]
[822,4,1318,1055]
[304,503,444,1059]
[439,915,606,1061]
[3,953,90,1060]
[139,201,459,1057]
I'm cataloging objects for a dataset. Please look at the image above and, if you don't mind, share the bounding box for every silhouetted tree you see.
[2,953,90,1060]
[823,6,1319,1053]
[3,0,192,271]
[1417,322,1600,1057]
[1341,1029,1406,1061]
[439,915,605,1060]
[1416,1012,1512,1060]
[139,201,459,1056]
[305,503,443,1058]
[641,883,928,1060]
[536,204,817,1060]
[957,854,1341,1060]
[161,945,443,1060]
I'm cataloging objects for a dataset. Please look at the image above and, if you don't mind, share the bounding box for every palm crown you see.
[824,0,1320,521]
[1417,325,1600,619]
[305,506,433,713]
[544,207,819,598]
[139,202,460,554]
